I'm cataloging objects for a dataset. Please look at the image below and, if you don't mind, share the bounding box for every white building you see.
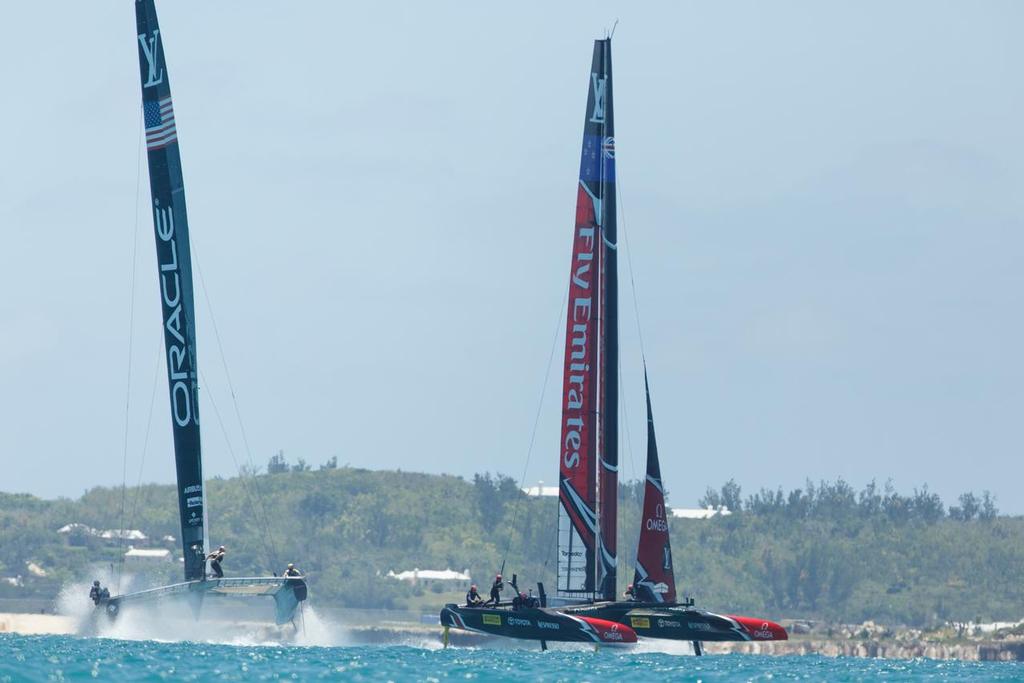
[124,547,172,564]
[521,482,559,497]
[670,506,732,519]
[387,568,471,587]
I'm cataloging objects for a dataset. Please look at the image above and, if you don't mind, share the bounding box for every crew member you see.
[206,546,226,579]
[465,584,483,607]
[484,574,503,606]
[511,591,528,611]
[89,580,106,605]
[283,563,302,578]
[623,583,637,600]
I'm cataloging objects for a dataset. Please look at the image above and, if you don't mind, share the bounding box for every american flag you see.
[144,96,177,150]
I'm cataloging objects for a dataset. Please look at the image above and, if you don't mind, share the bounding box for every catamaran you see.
[442,36,787,654]
[98,0,306,627]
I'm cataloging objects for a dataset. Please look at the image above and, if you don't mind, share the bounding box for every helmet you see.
[287,563,294,569]
[627,583,633,590]
[495,574,501,579]
[519,592,527,599]
[93,580,100,586]
[470,584,477,590]
[219,546,226,551]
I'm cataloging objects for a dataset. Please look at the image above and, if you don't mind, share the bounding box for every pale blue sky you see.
[1,2,1021,512]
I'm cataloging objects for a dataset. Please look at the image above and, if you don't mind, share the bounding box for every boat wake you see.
[57,575,350,647]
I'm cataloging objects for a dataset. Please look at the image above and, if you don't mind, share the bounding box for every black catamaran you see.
[443,36,788,652]
[99,0,306,626]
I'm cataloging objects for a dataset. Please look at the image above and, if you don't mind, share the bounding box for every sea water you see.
[0,633,1020,682]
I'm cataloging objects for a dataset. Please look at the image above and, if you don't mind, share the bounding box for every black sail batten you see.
[135,0,206,582]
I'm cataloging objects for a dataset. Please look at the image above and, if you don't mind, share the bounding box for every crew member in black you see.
[206,546,226,579]
[484,574,503,606]
[511,591,528,611]
[623,583,637,600]
[283,563,302,578]
[465,584,483,607]
[89,580,105,605]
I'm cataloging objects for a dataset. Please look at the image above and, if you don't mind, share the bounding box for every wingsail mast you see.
[557,37,617,602]
[632,368,676,603]
[135,0,206,582]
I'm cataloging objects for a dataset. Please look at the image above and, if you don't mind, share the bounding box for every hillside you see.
[0,468,1021,627]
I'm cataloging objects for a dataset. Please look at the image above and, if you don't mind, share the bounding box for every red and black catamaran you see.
[441,36,787,653]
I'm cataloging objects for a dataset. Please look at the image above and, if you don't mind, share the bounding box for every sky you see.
[1,2,1022,513]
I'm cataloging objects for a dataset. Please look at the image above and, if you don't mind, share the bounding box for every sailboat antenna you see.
[609,19,619,39]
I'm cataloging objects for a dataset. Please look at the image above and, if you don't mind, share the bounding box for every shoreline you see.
[2,612,1021,661]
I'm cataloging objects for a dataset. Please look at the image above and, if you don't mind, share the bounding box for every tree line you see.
[0,463,1021,628]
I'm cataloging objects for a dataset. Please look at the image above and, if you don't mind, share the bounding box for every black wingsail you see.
[632,368,676,603]
[135,0,206,582]
[593,38,619,603]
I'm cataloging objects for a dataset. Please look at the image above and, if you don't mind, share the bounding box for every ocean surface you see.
[0,634,1020,682]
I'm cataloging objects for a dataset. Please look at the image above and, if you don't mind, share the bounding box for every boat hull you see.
[562,602,788,642]
[440,604,636,644]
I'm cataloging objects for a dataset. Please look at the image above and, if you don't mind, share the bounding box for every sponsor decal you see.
[590,73,607,123]
[656,619,681,628]
[138,30,164,88]
[482,614,501,626]
[645,517,669,532]
[630,616,650,629]
[186,496,202,508]
[604,623,624,641]
[688,622,713,631]
[154,202,196,428]
[507,617,532,627]
[537,621,560,630]
[753,622,775,639]
[184,485,202,494]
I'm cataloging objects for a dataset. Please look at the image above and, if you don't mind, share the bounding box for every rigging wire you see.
[197,366,279,570]
[191,238,283,572]
[124,341,164,560]
[499,282,569,574]
[116,109,145,594]
[617,163,649,576]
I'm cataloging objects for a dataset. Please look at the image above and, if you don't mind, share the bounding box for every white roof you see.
[100,529,148,540]
[387,568,471,581]
[57,523,97,535]
[522,483,559,497]
[125,548,172,559]
[25,561,47,577]
[670,506,732,519]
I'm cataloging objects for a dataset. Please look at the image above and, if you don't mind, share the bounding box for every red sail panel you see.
[632,369,676,603]
[558,38,617,598]
[557,184,601,594]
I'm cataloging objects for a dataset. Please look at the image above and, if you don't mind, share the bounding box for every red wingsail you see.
[632,369,676,603]
[557,39,617,597]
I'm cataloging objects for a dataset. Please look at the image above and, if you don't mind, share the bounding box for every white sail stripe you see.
[146,125,177,140]
[147,131,178,145]
[146,129,177,142]
[646,473,665,495]
[561,480,597,532]
[146,134,178,150]
[146,130,177,144]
